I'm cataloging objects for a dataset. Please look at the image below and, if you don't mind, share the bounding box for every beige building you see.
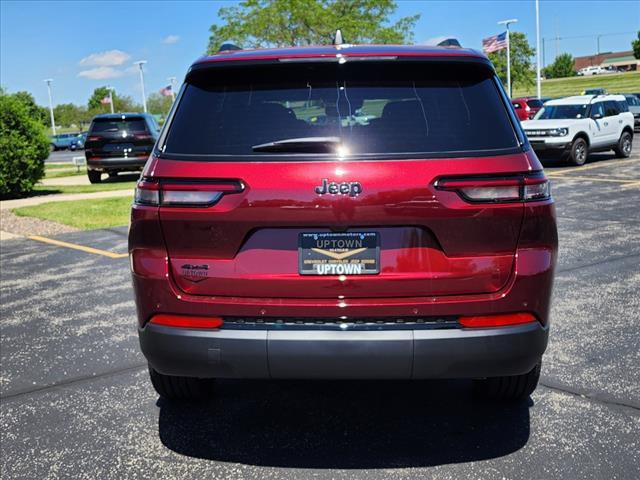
[574,50,639,71]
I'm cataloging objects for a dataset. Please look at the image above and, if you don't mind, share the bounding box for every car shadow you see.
[157,379,532,468]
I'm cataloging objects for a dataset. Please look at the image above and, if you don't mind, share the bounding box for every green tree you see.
[12,91,49,126]
[87,87,142,115]
[147,92,173,117]
[87,86,112,111]
[0,91,49,198]
[632,31,640,59]
[488,32,535,93]
[542,53,576,79]
[206,0,420,54]
[53,103,91,128]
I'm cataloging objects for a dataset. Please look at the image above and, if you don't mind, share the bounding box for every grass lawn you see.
[13,196,132,230]
[44,166,86,179]
[32,182,137,195]
[513,71,640,98]
[46,163,78,169]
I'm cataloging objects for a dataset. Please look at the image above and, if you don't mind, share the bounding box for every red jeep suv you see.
[129,44,557,402]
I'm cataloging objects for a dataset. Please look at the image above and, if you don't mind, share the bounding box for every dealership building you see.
[574,50,639,71]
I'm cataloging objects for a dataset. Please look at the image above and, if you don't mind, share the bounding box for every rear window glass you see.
[90,118,148,134]
[526,99,543,108]
[163,61,519,159]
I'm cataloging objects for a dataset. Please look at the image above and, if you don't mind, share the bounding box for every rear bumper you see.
[139,322,548,379]
[86,157,147,171]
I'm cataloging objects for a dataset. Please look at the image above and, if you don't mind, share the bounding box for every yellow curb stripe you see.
[27,235,128,259]
[621,181,640,189]
[546,159,640,177]
[551,175,639,184]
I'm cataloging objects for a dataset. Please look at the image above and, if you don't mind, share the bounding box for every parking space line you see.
[551,175,639,185]
[27,235,128,259]
[546,158,640,177]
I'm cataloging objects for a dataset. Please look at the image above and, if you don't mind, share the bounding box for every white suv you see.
[522,95,634,165]
[577,66,608,76]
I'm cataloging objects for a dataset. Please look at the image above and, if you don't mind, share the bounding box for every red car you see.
[129,43,557,402]
[512,97,544,121]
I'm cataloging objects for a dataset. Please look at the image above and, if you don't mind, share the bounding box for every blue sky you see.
[1,0,638,107]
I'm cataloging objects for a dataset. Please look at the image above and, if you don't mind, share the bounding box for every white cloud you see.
[79,49,131,67]
[78,67,125,80]
[162,35,180,44]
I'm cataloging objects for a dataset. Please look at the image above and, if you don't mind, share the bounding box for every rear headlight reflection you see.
[134,179,244,207]
[436,173,551,204]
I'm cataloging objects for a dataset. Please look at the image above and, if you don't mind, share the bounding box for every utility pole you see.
[535,0,542,100]
[44,79,56,135]
[498,18,518,97]
[134,60,148,112]
[168,76,176,101]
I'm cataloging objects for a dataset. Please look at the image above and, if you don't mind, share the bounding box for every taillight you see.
[459,312,538,328]
[134,133,153,140]
[435,173,550,203]
[134,179,244,207]
[149,314,224,329]
[87,135,101,142]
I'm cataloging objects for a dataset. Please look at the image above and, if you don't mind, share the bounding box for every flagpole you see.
[108,87,114,114]
[168,77,176,101]
[498,19,518,97]
[535,0,542,99]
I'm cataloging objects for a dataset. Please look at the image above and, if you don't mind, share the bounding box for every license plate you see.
[298,232,379,275]
[104,143,134,152]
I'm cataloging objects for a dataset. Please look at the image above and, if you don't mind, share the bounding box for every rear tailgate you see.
[151,56,531,299]
[154,154,529,299]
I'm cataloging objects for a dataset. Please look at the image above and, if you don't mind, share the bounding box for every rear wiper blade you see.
[252,136,341,153]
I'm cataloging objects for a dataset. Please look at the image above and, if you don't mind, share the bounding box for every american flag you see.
[482,32,507,54]
[100,95,111,105]
[160,85,173,97]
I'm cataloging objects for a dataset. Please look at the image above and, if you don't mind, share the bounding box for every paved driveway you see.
[1,153,639,479]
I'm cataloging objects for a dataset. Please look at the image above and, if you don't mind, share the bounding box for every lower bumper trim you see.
[140,322,548,380]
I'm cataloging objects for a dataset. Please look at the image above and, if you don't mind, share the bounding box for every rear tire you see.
[613,131,633,158]
[148,366,215,402]
[87,170,102,184]
[568,137,588,166]
[473,362,541,402]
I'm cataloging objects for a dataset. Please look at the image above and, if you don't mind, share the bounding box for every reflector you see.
[459,313,537,328]
[149,314,224,329]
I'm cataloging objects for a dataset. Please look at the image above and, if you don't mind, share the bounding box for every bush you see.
[0,93,50,198]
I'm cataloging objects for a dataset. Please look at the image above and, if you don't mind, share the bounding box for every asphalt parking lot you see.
[1,152,639,479]
[46,150,82,164]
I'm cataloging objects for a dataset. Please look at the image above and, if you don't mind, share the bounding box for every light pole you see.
[106,86,115,114]
[44,79,56,135]
[134,60,148,112]
[498,18,518,97]
[168,76,176,101]
[535,0,542,100]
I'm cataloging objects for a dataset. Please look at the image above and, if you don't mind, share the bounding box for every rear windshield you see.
[526,99,543,108]
[162,61,520,159]
[90,117,148,134]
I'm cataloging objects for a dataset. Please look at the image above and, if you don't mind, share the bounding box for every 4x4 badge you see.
[314,179,362,197]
